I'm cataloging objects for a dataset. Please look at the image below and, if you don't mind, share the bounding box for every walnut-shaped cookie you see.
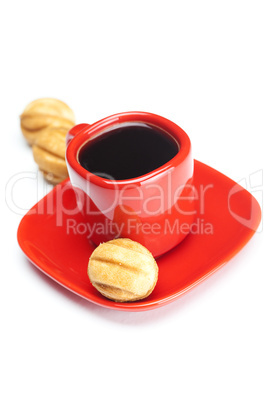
[88,238,158,302]
[20,98,75,145]
[32,125,69,184]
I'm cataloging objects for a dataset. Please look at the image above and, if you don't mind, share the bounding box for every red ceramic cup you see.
[66,112,196,257]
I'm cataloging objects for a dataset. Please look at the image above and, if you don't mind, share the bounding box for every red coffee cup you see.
[66,111,195,257]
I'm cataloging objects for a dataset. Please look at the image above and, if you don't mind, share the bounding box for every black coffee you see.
[79,123,179,180]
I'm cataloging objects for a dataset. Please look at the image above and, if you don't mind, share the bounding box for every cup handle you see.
[66,123,91,146]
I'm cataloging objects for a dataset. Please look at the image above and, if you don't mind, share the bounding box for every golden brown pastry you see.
[88,238,158,302]
[20,98,75,145]
[41,170,65,185]
[32,125,69,184]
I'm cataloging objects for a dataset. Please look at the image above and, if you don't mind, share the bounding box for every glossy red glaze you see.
[17,160,261,311]
[66,123,91,146]
[66,112,195,257]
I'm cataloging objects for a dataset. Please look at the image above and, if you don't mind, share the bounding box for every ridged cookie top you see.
[21,98,75,122]
[88,238,158,302]
[20,98,75,144]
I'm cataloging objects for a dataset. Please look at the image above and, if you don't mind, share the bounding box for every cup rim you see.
[66,111,192,188]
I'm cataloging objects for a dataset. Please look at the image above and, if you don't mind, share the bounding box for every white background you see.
[1,1,267,401]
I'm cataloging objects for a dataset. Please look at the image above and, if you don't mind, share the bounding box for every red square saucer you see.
[17,160,261,311]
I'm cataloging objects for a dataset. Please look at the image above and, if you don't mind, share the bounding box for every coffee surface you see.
[79,123,179,180]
